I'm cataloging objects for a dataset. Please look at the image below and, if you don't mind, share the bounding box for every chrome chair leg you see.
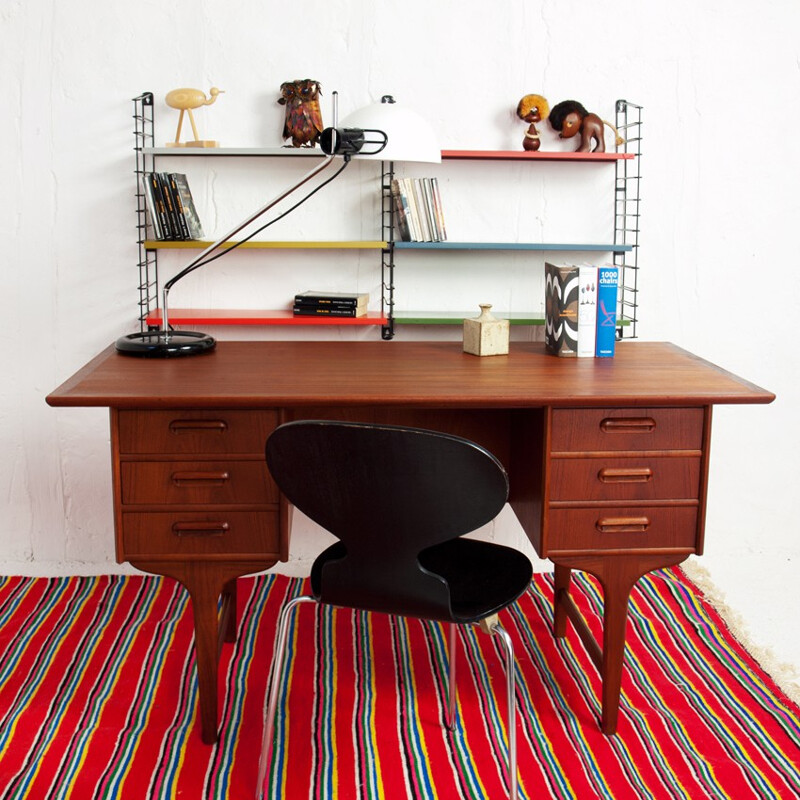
[445,622,458,730]
[256,595,318,800]
[492,622,518,800]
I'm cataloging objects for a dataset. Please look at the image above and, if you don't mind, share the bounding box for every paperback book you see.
[170,173,204,239]
[545,262,579,357]
[141,172,204,242]
[391,177,447,242]
[577,264,598,358]
[595,265,619,357]
[141,173,169,240]
[293,291,369,318]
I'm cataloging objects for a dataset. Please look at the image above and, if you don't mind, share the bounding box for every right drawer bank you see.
[543,407,708,557]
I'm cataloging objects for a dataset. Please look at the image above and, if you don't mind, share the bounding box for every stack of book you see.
[545,262,619,358]
[141,172,204,241]
[292,291,370,318]
[390,177,447,242]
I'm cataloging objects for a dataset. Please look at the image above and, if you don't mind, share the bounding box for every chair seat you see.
[420,538,533,624]
[311,538,532,625]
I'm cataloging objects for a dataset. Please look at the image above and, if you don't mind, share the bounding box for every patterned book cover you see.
[545,262,579,357]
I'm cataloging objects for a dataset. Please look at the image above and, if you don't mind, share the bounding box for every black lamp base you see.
[115,330,217,358]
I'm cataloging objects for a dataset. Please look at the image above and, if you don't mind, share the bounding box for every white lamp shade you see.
[340,98,441,163]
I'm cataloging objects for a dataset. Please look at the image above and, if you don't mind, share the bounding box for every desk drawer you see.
[118,410,278,455]
[121,511,279,558]
[547,505,699,553]
[551,408,704,453]
[549,456,701,502]
[120,461,277,505]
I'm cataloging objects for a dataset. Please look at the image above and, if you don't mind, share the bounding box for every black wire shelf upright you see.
[133,92,159,332]
[614,99,642,339]
[380,160,396,340]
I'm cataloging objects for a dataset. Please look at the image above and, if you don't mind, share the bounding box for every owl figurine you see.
[278,79,324,148]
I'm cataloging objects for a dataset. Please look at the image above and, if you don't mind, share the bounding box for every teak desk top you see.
[47,340,774,409]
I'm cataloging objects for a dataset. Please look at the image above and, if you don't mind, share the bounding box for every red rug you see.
[0,569,798,799]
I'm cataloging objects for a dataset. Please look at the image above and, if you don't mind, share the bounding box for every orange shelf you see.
[441,149,633,162]
[145,308,388,327]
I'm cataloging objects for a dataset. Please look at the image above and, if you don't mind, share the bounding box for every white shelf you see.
[142,147,327,157]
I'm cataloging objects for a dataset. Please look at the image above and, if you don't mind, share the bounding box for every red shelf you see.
[145,309,388,327]
[441,149,633,162]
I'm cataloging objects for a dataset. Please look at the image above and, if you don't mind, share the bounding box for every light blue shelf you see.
[393,241,633,252]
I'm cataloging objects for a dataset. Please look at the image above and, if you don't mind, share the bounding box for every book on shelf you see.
[141,172,203,242]
[430,178,447,240]
[293,291,369,317]
[390,179,412,242]
[402,178,423,241]
[545,262,579,357]
[141,172,169,240]
[157,173,185,240]
[595,265,619,357]
[412,179,432,241]
[165,174,191,239]
[170,173,204,239]
[292,305,368,318]
[577,263,598,358]
[391,177,447,243]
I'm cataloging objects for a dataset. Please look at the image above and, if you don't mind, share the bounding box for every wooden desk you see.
[46,340,774,743]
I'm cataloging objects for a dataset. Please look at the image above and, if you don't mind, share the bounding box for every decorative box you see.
[463,304,510,357]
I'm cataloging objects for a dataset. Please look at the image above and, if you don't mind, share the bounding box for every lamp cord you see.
[161,157,352,324]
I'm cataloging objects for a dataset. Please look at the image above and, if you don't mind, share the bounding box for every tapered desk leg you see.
[131,560,271,745]
[222,579,238,644]
[552,553,689,735]
[553,564,572,638]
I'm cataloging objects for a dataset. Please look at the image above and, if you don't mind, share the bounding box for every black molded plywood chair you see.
[256,421,532,800]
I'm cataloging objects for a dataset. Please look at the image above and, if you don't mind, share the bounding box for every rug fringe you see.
[680,558,800,706]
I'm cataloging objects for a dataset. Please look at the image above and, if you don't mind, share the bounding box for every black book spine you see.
[292,306,359,317]
[167,174,191,239]
[147,173,171,240]
[294,296,363,308]
[157,173,183,240]
[293,299,364,311]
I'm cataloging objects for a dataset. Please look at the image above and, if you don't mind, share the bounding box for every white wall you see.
[3,1,798,669]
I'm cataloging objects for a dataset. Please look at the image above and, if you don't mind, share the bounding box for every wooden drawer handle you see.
[596,516,650,534]
[168,420,228,435]
[171,521,230,537]
[171,471,230,486]
[600,417,656,434]
[598,467,653,484]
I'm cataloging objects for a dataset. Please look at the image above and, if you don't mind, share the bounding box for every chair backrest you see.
[265,420,509,619]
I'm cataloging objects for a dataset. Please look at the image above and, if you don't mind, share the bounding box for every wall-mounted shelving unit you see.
[131,93,642,340]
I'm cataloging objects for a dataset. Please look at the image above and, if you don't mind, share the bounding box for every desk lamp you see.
[115,95,440,357]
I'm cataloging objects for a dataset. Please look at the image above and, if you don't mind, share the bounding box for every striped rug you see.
[0,568,798,799]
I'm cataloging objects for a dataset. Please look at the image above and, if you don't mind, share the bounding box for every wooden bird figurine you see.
[165,87,224,147]
[278,79,323,148]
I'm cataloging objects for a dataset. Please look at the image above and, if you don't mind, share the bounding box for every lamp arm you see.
[161,154,339,332]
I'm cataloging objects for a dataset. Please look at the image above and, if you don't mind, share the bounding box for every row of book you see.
[292,291,369,318]
[390,178,447,243]
[545,262,620,358]
[141,172,204,241]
